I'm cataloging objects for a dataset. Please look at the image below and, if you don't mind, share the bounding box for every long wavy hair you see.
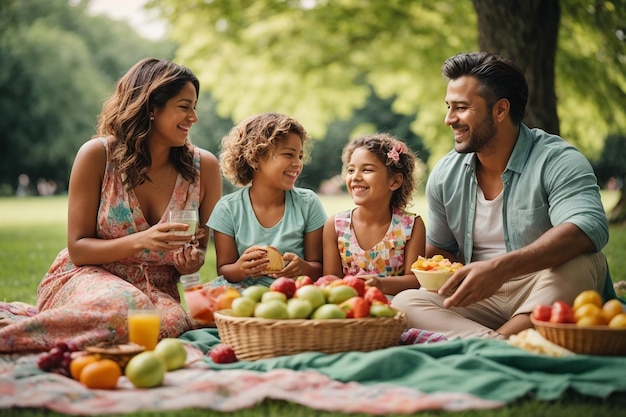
[96,58,200,190]
[219,112,311,187]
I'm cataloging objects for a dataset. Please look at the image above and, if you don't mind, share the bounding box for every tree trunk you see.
[472,0,560,135]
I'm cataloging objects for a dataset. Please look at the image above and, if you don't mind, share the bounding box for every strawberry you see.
[209,344,238,364]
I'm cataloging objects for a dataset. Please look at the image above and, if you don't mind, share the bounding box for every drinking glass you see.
[128,308,161,350]
[168,209,198,236]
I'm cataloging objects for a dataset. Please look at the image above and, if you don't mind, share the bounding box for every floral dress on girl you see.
[0,138,197,352]
[334,208,417,277]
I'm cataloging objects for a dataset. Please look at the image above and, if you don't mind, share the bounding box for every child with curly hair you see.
[207,112,327,290]
[323,133,426,296]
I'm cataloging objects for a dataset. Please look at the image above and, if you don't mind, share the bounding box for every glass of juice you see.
[168,209,198,237]
[128,308,161,350]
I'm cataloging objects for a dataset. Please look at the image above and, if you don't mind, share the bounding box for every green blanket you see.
[180,328,626,403]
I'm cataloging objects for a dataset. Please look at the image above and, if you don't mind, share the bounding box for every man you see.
[392,52,612,339]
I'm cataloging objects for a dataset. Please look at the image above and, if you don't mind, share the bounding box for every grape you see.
[37,354,56,371]
[55,342,70,352]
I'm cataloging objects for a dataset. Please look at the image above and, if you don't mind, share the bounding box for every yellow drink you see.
[128,309,161,350]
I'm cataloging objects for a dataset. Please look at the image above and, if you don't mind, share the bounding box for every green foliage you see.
[155,0,625,166]
[0,0,175,194]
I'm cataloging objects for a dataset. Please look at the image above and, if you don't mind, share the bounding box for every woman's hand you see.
[137,223,192,253]
[174,244,205,275]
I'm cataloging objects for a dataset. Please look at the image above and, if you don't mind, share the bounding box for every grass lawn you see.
[1,194,625,417]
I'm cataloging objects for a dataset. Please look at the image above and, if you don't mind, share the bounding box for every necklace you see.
[148,169,176,190]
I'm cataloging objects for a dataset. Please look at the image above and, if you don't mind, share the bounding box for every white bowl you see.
[411,269,453,291]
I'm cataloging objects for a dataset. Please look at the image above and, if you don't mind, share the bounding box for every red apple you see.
[295,275,314,289]
[339,296,371,318]
[342,275,365,297]
[549,300,575,324]
[531,304,552,322]
[314,274,341,288]
[269,277,297,299]
[364,286,389,305]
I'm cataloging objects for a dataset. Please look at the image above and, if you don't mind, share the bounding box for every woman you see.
[0,58,221,352]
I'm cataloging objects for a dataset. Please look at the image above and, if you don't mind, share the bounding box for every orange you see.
[79,359,122,389]
[217,288,242,310]
[576,315,606,327]
[70,354,99,380]
[574,303,605,324]
[602,299,624,322]
[572,290,602,311]
[608,313,626,329]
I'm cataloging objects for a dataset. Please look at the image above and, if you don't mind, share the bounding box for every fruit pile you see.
[37,338,188,390]
[532,290,626,328]
[227,275,399,320]
[411,255,463,272]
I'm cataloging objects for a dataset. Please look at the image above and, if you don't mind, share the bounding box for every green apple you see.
[153,338,187,371]
[241,285,270,302]
[125,351,166,388]
[294,285,326,310]
[287,298,313,319]
[326,285,358,305]
[230,296,256,317]
[261,290,288,304]
[369,303,398,318]
[254,300,289,319]
[311,303,347,319]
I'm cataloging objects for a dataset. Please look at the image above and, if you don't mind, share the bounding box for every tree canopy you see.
[151,0,625,164]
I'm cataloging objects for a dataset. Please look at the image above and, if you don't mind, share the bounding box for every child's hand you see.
[360,275,383,289]
[240,247,270,277]
[267,252,305,279]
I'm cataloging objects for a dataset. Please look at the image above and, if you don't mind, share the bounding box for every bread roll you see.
[263,246,284,272]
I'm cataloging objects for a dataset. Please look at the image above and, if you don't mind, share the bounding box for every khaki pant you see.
[391,252,607,339]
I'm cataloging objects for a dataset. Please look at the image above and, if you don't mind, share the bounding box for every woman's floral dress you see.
[0,138,199,352]
[334,208,417,277]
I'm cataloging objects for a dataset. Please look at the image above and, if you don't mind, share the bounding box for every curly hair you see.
[219,112,311,186]
[96,58,200,190]
[341,133,417,211]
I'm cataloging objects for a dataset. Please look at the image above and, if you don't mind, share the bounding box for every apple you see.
[254,300,289,319]
[287,298,313,319]
[295,275,314,288]
[153,338,187,371]
[294,284,326,310]
[261,290,288,304]
[326,285,358,305]
[311,303,347,319]
[270,277,297,298]
[314,274,341,288]
[230,296,256,317]
[549,300,575,324]
[125,351,166,388]
[369,302,398,318]
[531,304,552,322]
[241,285,270,302]
[339,296,371,318]
[364,286,389,305]
[342,275,366,297]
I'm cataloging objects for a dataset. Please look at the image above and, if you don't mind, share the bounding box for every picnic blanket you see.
[2,327,626,415]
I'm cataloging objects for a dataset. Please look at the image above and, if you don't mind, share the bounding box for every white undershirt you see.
[472,187,507,261]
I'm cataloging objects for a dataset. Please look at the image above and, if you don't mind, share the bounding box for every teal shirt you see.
[426,124,609,264]
[208,187,327,283]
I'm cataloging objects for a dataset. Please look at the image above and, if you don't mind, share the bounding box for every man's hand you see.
[438,260,505,308]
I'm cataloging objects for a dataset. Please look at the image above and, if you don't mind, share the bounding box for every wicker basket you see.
[214,310,407,361]
[531,318,626,356]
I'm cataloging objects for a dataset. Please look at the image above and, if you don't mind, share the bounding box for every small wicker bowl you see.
[214,310,407,361]
[531,318,626,356]
[84,343,145,369]
[411,269,453,291]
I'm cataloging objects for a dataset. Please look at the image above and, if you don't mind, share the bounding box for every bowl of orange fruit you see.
[411,255,463,291]
[531,290,626,356]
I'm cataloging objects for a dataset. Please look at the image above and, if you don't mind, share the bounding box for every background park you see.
[1,1,625,416]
